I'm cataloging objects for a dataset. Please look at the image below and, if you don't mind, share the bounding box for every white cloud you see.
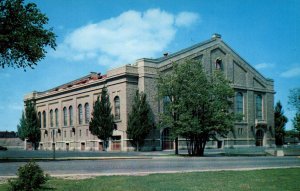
[254,63,275,70]
[280,67,300,78]
[175,12,200,27]
[51,9,199,68]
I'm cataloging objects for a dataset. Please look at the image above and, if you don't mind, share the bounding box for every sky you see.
[0,0,299,132]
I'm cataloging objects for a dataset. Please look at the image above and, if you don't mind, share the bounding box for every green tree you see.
[89,87,114,150]
[0,0,56,69]
[293,113,300,136]
[8,161,49,191]
[274,101,288,146]
[158,60,235,156]
[17,111,26,140]
[17,100,40,150]
[288,88,300,112]
[127,91,154,151]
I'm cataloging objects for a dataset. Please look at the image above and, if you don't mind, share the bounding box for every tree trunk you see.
[103,140,107,151]
[175,137,178,155]
[137,142,139,152]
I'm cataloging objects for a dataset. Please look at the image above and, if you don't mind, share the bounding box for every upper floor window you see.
[69,106,73,126]
[256,95,263,120]
[78,104,83,124]
[55,109,59,127]
[42,111,46,128]
[38,112,41,128]
[85,103,90,124]
[215,58,223,70]
[236,92,244,114]
[50,109,54,127]
[63,107,67,126]
[114,96,120,120]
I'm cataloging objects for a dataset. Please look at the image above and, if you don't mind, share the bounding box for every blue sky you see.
[0,0,299,132]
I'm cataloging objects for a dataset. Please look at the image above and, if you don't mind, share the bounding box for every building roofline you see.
[137,38,217,63]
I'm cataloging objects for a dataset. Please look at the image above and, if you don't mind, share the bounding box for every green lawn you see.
[1,168,299,191]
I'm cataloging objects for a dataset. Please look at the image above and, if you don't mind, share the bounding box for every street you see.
[1,156,300,176]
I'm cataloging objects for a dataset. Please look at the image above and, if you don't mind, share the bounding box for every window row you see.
[45,129,90,138]
[38,96,121,128]
[235,92,264,120]
[38,103,90,128]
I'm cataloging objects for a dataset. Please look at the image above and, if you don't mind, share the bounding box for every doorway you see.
[111,136,121,151]
[162,128,174,150]
[81,142,85,151]
[256,130,264,146]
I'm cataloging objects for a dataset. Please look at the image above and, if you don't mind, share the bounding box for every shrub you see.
[8,161,49,191]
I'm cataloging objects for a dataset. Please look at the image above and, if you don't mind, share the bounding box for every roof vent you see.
[212,33,222,39]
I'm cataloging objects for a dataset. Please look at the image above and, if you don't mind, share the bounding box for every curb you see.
[0,156,152,162]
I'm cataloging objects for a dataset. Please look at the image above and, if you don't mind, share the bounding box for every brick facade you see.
[24,34,275,151]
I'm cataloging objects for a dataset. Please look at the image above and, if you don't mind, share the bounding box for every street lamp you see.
[52,129,55,160]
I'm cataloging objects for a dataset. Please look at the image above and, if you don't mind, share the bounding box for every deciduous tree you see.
[288,88,300,112]
[89,87,114,150]
[127,91,154,151]
[293,112,300,136]
[158,60,236,156]
[0,0,56,69]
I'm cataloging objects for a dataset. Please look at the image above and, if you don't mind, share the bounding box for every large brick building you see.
[24,34,275,151]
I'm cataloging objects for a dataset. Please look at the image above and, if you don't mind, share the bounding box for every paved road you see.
[1,156,300,176]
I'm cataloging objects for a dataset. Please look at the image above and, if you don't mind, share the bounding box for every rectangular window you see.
[86,129,88,136]
[256,95,263,120]
[79,130,82,137]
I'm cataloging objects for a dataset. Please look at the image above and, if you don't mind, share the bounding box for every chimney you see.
[212,33,222,39]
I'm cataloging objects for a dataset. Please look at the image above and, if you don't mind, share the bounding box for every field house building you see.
[24,34,275,151]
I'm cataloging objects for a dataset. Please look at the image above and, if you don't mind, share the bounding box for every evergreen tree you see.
[127,91,154,151]
[17,111,26,140]
[158,59,236,156]
[89,87,114,150]
[0,0,56,69]
[274,101,288,146]
[17,100,40,150]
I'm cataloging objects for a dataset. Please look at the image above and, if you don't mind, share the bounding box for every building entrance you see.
[256,130,264,146]
[162,128,173,150]
[111,136,121,151]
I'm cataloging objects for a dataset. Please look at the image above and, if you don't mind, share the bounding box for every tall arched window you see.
[55,109,59,127]
[78,104,83,124]
[42,111,46,128]
[114,96,120,120]
[85,103,90,124]
[50,109,53,127]
[256,95,263,120]
[69,106,73,126]
[236,92,244,114]
[38,112,41,128]
[63,107,67,126]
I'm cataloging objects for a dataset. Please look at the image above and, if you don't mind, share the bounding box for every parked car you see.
[0,145,8,151]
